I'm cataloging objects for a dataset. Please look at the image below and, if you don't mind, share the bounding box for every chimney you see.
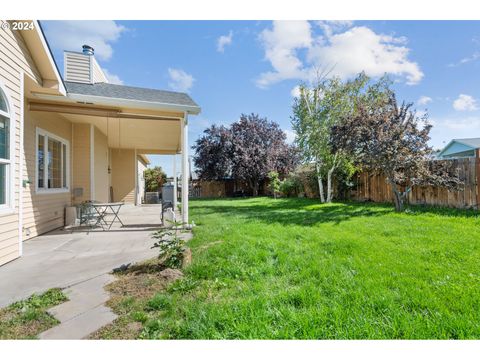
[64,45,108,84]
[82,44,94,56]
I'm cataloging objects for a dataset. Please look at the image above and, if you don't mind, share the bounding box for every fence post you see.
[476,149,480,209]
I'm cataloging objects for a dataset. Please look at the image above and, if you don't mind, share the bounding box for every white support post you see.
[173,154,177,209]
[181,113,189,225]
[134,149,138,205]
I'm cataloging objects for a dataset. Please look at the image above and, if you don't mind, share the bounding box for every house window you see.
[0,85,12,208]
[36,128,69,192]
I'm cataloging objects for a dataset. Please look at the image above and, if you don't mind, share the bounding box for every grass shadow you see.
[190,197,479,227]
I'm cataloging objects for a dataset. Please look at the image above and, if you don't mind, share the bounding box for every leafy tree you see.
[331,80,463,212]
[193,114,297,196]
[291,73,367,203]
[144,166,167,192]
[230,114,295,196]
[192,125,232,180]
[268,171,280,199]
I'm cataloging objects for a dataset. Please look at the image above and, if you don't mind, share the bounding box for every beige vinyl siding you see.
[71,123,91,204]
[92,58,108,83]
[22,110,72,239]
[94,126,109,202]
[111,149,135,204]
[0,21,43,265]
[64,51,91,84]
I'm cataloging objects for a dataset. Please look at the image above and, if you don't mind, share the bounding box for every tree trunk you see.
[326,167,335,203]
[318,176,325,203]
[253,182,259,197]
[316,162,325,203]
[389,180,405,212]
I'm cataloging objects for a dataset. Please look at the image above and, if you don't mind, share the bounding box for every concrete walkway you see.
[39,274,117,339]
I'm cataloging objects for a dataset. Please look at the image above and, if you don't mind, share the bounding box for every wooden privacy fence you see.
[350,158,479,209]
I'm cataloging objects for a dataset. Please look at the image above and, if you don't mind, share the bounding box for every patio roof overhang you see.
[26,98,186,154]
[25,79,193,224]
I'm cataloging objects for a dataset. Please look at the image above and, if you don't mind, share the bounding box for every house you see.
[0,20,200,266]
[437,138,480,159]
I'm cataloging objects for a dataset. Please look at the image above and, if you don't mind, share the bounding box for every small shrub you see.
[151,220,187,268]
[268,171,281,199]
[280,171,305,197]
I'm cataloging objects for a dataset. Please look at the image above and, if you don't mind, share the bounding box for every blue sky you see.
[42,20,480,176]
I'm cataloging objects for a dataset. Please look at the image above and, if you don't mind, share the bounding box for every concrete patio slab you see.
[0,205,164,308]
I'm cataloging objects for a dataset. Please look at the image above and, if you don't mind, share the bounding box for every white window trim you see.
[0,82,15,215]
[35,127,70,194]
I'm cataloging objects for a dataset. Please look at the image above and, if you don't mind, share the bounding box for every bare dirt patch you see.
[88,258,184,339]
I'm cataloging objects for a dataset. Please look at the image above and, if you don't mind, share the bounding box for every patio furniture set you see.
[77,200,175,230]
[77,201,125,230]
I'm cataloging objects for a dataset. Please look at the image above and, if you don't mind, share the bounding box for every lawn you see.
[0,288,67,339]
[122,198,480,339]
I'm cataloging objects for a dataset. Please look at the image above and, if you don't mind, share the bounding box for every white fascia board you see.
[67,93,201,115]
[34,21,66,96]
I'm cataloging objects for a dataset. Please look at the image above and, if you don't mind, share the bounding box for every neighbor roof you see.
[64,81,200,113]
[437,137,480,157]
[452,138,480,148]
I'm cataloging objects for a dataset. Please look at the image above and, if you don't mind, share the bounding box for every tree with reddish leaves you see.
[192,125,232,181]
[331,80,463,212]
[193,114,297,196]
[230,113,296,196]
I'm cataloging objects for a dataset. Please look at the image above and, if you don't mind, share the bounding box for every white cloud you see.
[307,26,423,85]
[315,20,354,38]
[453,94,478,111]
[167,68,195,93]
[256,21,423,88]
[257,21,312,88]
[43,20,126,61]
[217,31,233,53]
[448,51,480,67]
[284,129,296,144]
[102,68,123,85]
[417,96,433,105]
[290,85,301,98]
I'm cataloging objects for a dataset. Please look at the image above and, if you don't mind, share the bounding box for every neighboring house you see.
[136,154,150,205]
[0,20,200,266]
[437,138,480,159]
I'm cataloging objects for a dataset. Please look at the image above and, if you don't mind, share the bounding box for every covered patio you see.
[26,77,199,227]
[0,204,188,308]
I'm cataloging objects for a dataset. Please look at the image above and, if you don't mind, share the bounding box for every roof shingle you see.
[65,81,199,109]
[453,138,480,148]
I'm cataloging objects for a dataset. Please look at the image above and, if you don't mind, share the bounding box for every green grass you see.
[0,288,68,339]
[143,198,479,339]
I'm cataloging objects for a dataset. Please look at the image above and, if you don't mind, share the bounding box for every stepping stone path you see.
[38,231,193,339]
[39,274,117,339]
